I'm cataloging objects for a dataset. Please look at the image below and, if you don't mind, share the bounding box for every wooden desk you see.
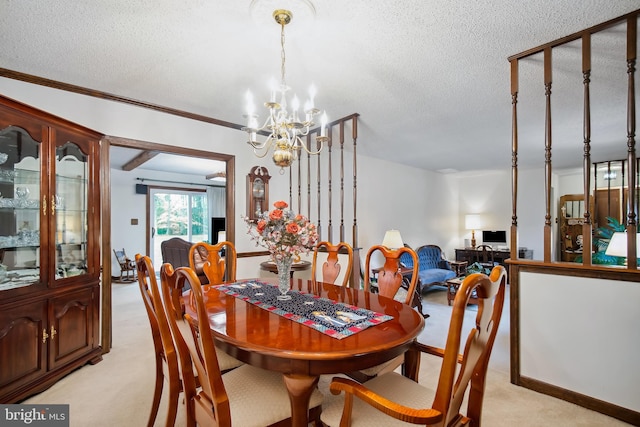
[455,248,533,281]
[259,260,311,277]
[184,278,425,426]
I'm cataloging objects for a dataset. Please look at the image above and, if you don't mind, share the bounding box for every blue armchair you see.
[400,244,456,292]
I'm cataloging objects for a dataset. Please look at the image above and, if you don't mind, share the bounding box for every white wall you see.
[520,271,640,412]
[110,169,147,273]
[556,168,584,196]
[517,169,547,261]
[455,170,511,250]
[454,167,586,263]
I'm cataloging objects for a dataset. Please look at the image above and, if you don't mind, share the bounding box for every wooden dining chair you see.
[135,254,181,427]
[365,244,419,306]
[189,241,237,285]
[160,262,243,371]
[311,241,354,287]
[320,265,507,427]
[173,266,324,427]
[474,244,498,273]
[349,245,420,381]
[159,263,242,427]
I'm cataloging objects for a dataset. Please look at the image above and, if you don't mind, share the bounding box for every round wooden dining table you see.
[183,277,425,427]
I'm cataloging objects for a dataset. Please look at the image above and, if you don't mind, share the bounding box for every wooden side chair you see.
[135,254,181,427]
[474,244,498,274]
[188,241,237,285]
[320,265,507,427]
[173,266,324,427]
[159,263,243,427]
[349,245,420,381]
[365,244,419,306]
[114,248,136,281]
[311,241,354,287]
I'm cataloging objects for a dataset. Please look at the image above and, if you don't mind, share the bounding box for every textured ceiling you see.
[1,1,639,174]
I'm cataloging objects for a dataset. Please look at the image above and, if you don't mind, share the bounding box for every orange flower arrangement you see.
[246,200,318,261]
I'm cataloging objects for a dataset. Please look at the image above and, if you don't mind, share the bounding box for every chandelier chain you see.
[280,22,286,87]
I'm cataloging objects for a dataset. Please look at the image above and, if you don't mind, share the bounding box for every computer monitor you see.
[482,230,507,246]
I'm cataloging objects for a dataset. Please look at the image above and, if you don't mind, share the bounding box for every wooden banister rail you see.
[290,113,361,287]
[509,9,639,269]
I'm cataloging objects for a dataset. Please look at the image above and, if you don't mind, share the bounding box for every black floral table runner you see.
[215,280,393,339]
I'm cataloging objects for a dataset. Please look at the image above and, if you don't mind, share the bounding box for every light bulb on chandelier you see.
[242,8,328,173]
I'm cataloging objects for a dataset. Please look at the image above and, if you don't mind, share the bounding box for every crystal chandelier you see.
[242,9,328,171]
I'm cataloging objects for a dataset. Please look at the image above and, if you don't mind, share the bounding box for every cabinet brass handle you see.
[52,197,55,215]
[42,195,47,216]
[50,326,57,340]
[42,328,49,343]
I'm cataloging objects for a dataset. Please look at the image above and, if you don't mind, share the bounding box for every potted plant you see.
[575,216,626,265]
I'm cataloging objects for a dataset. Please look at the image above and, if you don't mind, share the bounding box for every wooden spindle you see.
[543,47,553,263]
[582,32,593,265]
[510,59,519,260]
[340,121,345,243]
[626,15,637,268]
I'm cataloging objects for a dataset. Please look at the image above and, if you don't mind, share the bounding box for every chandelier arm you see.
[253,115,277,133]
[248,135,270,150]
[296,127,312,137]
[253,149,271,159]
[250,136,277,157]
[296,136,324,155]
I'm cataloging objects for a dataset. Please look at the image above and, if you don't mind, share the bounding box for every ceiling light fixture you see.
[206,171,226,182]
[242,8,328,173]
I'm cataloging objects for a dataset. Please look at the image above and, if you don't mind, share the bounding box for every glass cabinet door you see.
[0,126,42,291]
[54,142,88,280]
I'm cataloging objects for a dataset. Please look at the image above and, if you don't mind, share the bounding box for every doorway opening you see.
[103,136,235,352]
[150,188,208,268]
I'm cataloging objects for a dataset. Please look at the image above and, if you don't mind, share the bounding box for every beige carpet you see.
[23,282,629,426]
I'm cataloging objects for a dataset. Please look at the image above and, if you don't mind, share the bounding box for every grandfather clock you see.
[247,166,270,221]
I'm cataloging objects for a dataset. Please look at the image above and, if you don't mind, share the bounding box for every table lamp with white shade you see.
[605,231,640,264]
[465,214,482,249]
[382,230,404,249]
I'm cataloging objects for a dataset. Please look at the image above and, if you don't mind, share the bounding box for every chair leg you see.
[308,405,323,427]
[184,396,196,427]
[147,356,164,427]
[164,385,180,427]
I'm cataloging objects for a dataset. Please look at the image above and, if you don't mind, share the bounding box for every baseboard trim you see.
[517,375,640,426]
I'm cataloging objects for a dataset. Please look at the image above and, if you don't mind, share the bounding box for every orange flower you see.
[295,214,303,221]
[286,223,300,234]
[269,209,284,220]
[256,220,266,233]
[273,200,288,209]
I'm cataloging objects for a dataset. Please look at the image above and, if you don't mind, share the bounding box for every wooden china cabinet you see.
[0,95,102,403]
[558,194,594,262]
